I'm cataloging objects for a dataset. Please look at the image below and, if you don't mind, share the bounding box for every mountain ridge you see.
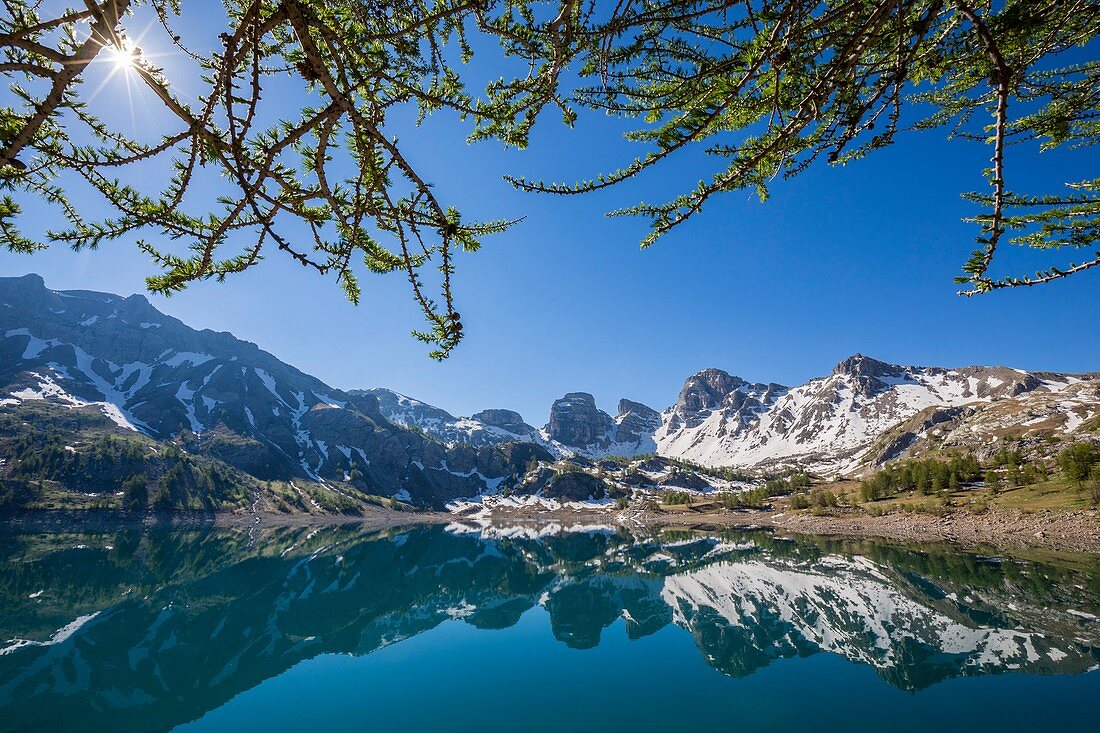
[0,274,546,512]
[1,273,1097,513]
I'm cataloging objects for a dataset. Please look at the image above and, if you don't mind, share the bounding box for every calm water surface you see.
[1,522,1098,732]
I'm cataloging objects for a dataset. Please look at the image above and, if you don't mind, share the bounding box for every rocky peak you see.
[676,368,745,412]
[357,388,457,427]
[831,354,900,379]
[116,292,161,322]
[471,408,535,436]
[617,399,659,422]
[546,392,614,447]
[614,399,661,446]
[828,354,908,400]
[667,368,788,432]
[3,272,45,293]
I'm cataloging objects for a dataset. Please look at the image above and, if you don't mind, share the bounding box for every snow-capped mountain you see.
[539,393,660,457]
[362,387,662,459]
[356,387,541,447]
[0,274,539,509]
[358,356,1098,475]
[655,355,1099,474]
[2,273,1096,508]
[0,274,348,456]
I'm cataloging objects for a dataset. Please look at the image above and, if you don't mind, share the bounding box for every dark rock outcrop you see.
[666,368,788,432]
[546,392,614,447]
[510,465,610,501]
[657,471,711,490]
[471,408,536,436]
[615,399,660,446]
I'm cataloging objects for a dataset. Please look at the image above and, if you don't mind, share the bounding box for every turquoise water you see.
[1,523,1098,732]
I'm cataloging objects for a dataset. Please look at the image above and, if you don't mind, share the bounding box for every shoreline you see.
[0,506,448,532]
[3,505,1099,553]
[644,508,1100,554]
[466,505,1100,554]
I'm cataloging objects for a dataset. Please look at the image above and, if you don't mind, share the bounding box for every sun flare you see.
[103,38,138,73]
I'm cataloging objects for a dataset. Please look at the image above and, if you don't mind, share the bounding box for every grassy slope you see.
[0,402,405,516]
[807,476,1094,514]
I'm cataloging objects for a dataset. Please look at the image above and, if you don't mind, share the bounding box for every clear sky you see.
[1,6,1097,425]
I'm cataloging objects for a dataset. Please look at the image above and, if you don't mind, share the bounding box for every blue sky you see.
[1,7,1097,425]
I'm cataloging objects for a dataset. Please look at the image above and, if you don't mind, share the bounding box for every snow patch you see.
[0,612,100,656]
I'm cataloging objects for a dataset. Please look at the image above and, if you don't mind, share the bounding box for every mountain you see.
[356,388,540,447]
[359,356,1098,476]
[362,387,661,459]
[1,273,1097,516]
[655,355,1100,474]
[0,274,541,512]
[540,392,660,457]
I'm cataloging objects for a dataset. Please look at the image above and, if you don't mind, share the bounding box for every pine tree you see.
[1058,442,1098,487]
[2,1,1098,357]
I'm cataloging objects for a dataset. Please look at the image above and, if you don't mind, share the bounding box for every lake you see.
[1,521,1098,732]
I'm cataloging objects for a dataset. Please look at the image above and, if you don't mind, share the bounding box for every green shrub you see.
[1058,442,1098,486]
[789,494,811,510]
[660,489,691,506]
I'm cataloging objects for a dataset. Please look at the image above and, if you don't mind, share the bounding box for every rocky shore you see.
[6,504,1099,553]
[769,507,1100,554]
[452,503,1100,553]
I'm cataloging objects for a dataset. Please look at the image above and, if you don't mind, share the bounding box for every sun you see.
[85,29,162,116]
[103,38,138,73]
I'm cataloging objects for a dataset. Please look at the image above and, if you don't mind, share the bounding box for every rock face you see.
[663,368,787,433]
[655,355,1100,474]
[615,400,661,446]
[546,392,614,447]
[657,470,712,490]
[471,409,536,436]
[538,393,661,458]
[513,467,609,501]
[353,390,539,447]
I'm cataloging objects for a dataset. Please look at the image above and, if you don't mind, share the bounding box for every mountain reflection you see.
[1,522,1098,732]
